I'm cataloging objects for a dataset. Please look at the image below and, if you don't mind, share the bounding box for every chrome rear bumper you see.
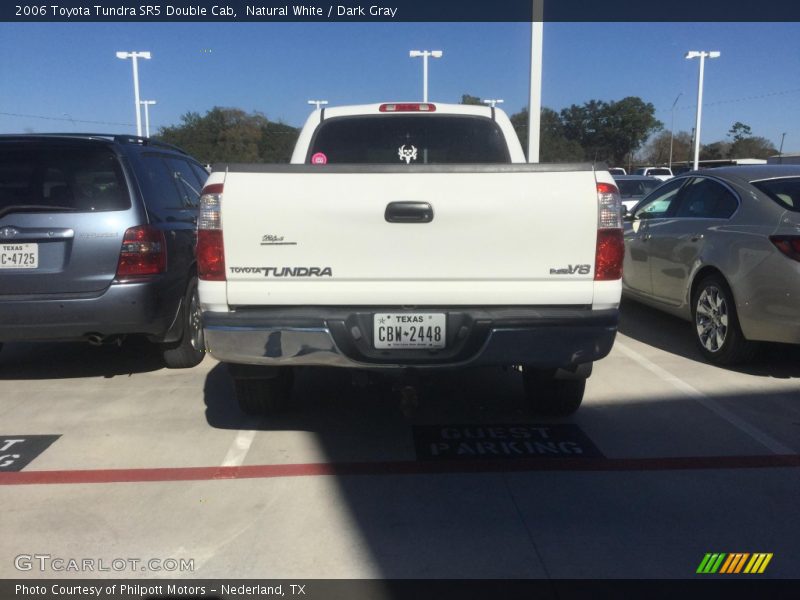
[203,306,618,370]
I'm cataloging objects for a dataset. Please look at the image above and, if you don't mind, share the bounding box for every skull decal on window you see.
[398,144,418,164]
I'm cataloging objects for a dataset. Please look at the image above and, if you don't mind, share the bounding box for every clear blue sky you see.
[1,22,799,152]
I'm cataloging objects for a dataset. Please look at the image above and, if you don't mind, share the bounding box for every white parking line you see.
[615,340,795,455]
[221,426,259,467]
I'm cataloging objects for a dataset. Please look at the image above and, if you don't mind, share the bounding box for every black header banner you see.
[3,0,800,22]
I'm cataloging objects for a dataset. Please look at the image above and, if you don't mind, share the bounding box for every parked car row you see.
[1,133,798,375]
[0,134,208,368]
[609,167,675,182]
[633,166,674,181]
[612,174,664,213]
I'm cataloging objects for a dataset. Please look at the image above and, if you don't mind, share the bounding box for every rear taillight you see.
[595,229,625,280]
[596,182,623,229]
[595,182,624,280]
[770,235,800,262]
[116,225,166,280]
[198,183,225,281]
[379,103,436,112]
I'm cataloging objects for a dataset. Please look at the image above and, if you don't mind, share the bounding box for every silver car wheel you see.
[696,286,729,353]
[188,286,204,351]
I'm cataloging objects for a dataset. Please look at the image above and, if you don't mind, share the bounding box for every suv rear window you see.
[0,143,130,213]
[307,115,511,164]
[752,177,800,212]
[647,168,672,176]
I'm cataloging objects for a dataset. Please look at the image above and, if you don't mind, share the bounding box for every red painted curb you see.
[1,454,799,486]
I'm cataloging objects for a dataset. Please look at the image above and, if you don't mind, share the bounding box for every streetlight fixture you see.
[140,100,156,138]
[668,92,683,169]
[307,100,328,110]
[685,50,720,171]
[409,50,443,102]
[116,51,152,137]
[482,99,504,108]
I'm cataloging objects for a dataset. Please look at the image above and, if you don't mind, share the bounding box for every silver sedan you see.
[622,165,800,365]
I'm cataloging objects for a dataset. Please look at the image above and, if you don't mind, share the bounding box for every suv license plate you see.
[373,313,446,349]
[0,243,38,269]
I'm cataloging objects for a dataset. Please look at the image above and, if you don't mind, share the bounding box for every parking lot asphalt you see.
[1,298,799,579]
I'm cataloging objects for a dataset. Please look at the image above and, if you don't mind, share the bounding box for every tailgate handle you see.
[385,202,434,223]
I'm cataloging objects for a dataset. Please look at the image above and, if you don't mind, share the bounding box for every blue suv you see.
[0,134,208,368]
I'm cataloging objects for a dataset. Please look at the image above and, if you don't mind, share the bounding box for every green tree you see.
[641,130,693,166]
[560,97,662,166]
[508,107,583,162]
[559,99,608,159]
[156,107,299,163]
[700,140,731,161]
[258,121,301,163]
[460,94,484,106]
[728,122,752,142]
[729,136,777,159]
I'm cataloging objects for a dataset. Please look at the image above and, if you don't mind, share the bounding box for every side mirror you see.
[623,211,636,222]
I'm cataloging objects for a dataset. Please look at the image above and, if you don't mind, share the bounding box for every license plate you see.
[373,313,446,349]
[0,243,38,269]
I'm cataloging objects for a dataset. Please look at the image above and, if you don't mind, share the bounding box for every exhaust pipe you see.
[87,334,105,346]
[86,334,124,347]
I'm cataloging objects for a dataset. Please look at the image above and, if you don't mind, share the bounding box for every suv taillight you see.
[770,236,800,262]
[116,225,166,280]
[595,182,624,281]
[198,183,225,281]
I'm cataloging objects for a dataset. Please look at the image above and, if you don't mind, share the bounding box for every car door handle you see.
[385,201,434,223]
[690,233,703,242]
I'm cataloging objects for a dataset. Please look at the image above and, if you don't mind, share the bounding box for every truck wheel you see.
[234,369,294,415]
[161,277,205,369]
[522,368,585,416]
[692,274,756,365]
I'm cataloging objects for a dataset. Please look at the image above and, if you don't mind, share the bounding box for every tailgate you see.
[221,165,599,306]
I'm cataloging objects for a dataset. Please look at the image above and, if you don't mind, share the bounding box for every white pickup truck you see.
[197,102,623,415]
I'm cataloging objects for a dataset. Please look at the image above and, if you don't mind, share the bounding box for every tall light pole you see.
[409,50,443,102]
[779,132,787,163]
[116,51,151,137]
[528,0,544,163]
[685,50,720,171]
[482,99,504,108]
[307,100,328,110]
[668,92,683,169]
[140,100,156,138]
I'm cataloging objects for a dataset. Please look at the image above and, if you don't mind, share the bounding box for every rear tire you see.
[233,368,294,416]
[692,274,757,365]
[161,277,205,369]
[522,367,585,416]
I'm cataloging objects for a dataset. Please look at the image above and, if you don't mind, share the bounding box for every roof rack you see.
[0,133,189,156]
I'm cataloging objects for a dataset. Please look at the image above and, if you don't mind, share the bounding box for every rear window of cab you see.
[306,115,511,164]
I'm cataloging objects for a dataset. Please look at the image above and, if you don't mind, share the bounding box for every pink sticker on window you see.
[311,152,328,165]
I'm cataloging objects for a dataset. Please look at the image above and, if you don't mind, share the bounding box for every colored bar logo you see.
[696,553,773,574]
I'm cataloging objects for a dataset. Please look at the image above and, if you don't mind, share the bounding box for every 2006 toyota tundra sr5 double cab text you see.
[197,102,624,415]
